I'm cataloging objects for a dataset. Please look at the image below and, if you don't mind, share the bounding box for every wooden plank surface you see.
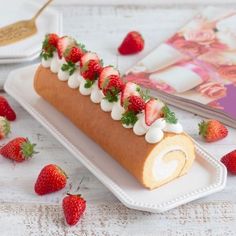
[0,5,235,236]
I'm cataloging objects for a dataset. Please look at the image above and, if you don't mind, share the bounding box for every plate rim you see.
[4,64,228,213]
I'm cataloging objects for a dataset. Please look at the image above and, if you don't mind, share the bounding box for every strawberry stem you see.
[198,120,208,137]
[21,139,37,159]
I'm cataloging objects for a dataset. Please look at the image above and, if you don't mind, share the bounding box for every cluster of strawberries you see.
[0,96,86,226]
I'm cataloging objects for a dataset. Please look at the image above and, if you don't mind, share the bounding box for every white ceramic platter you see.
[0,1,62,61]
[4,64,227,213]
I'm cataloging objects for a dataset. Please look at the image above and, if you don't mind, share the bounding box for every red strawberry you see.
[101,75,123,95]
[0,116,10,140]
[145,99,165,126]
[80,52,99,67]
[63,193,86,226]
[0,137,36,162]
[80,60,102,81]
[57,36,76,59]
[125,95,145,113]
[64,46,85,63]
[118,31,144,55]
[221,150,236,174]
[47,33,59,47]
[98,66,119,89]
[0,96,16,121]
[34,164,67,195]
[198,120,228,142]
[121,82,140,105]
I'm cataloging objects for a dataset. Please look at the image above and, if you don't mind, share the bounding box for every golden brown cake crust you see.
[34,66,194,188]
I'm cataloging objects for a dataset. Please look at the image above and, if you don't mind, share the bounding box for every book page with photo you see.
[125,7,236,125]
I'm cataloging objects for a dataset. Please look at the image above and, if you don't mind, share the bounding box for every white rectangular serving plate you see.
[4,64,227,213]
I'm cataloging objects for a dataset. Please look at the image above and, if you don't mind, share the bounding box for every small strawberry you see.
[34,164,67,195]
[0,96,16,121]
[198,120,228,142]
[0,116,10,140]
[145,99,165,126]
[125,95,145,113]
[80,52,99,67]
[221,150,236,174]
[98,66,119,89]
[121,82,140,106]
[40,33,59,60]
[80,53,102,88]
[47,33,59,47]
[57,36,76,59]
[64,46,85,63]
[101,75,124,102]
[118,31,144,55]
[63,193,86,226]
[0,137,36,162]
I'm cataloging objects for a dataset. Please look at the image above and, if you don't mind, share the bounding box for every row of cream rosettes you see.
[41,53,183,144]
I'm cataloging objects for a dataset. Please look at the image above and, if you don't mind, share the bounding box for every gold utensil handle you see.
[32,0,53,20]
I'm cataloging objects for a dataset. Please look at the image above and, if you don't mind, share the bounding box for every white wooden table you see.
[0,4,236,236]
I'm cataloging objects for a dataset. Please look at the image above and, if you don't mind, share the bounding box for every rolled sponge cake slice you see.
[34,65,195,190]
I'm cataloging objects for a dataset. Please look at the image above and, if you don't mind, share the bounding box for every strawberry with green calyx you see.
[101,75,124,103]
[40,33,59,60]
[0,137,37,162]
[98,66,119,89]
[64,45,85,63]
[198,120,228,142]
[63,193,86,226]
[161,105,178,124]
[57,36,76,59]
[0,116,10,140]
[80,59,102,83]
[80,52,103,86]
[34,164,68,195]
[61,43,86,75]
[121,82,141,106]
[121,95,145,126]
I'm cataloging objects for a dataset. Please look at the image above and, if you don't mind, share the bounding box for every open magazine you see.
[124,7,236,128]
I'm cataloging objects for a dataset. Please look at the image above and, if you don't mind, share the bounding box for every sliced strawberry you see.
[57,36,76,59]
[98,66,119,89]
[121,82,140,105]
[145,99,165,126]
[80,52,99,67]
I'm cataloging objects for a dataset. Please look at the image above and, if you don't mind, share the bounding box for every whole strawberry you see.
[101,75,124,102]
[35,164,67,195]
[80,60,102,81]
[0,137,36,162]
[198,120,228,142]
[118,31,144,55]
[0,96,16,121]
[63,193,86,226]
[57,36,76,59]
[41,33,59,60]
[64,46,85,63]
[0,116,10,140]
[125,95,145,113]
[221,150,236,174]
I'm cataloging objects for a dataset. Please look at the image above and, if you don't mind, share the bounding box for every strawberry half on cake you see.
[36,34,195,190]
